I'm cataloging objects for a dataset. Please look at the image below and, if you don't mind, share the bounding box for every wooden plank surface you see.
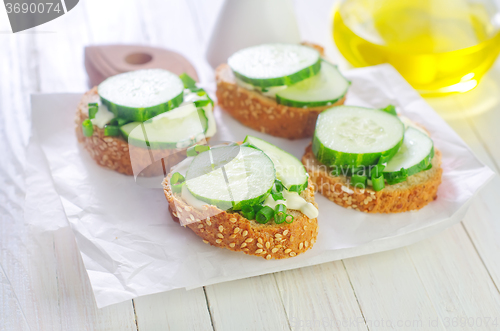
[1,0,500,330]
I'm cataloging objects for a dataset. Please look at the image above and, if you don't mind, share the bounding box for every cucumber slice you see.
[228,43,321,88]
[98,69,184,122]
[383,127,434,184]
[275,61,350,107]
[243,135,308,193]
[186,146,276,210]
[126,103,208,149]
[313,106,405,167]
[120,122,141,139]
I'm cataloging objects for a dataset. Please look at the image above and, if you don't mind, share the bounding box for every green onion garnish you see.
[256,206,274,224]
[170,172,186,194]
[82,119,94,137]
[381,104,397,116]
[369,164,385,178]
[272,192,284,201]
[195,144,210,153]
[186,146,198,157]
[274,204,287,224]
[88,103,98,119]
[274,180,284,192]
[104,125,120,137]
[179,73,197,90]
[117,118,129,126]
[285,214,294,224]
[241,205,255,220]
[194,100,211,108]
[351,174,367,189]
[371,173,385,191]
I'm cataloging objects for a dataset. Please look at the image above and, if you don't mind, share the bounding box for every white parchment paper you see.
[25,64,494,308]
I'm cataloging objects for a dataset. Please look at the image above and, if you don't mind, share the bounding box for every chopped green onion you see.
[424,163,433,171]
[385,167,408,185]
[88,103,98,119]
[381,104,397,116]
[186,146,198,157]
[274,180,284,192]
[195,144,210,153]
[241,205,255,220]
[272,192,284,201]
[256,206,274,224]
[171,172,185,185]
[194,99,211,108]
[369,164,385,178]
[274,204,287,224]
[351,174,367,189]
[104,125,120,136]
[117,118,129,126]
[179,73,197,89]
[285,214,294,224]
[82,119,94,137]
[371,173,385,191]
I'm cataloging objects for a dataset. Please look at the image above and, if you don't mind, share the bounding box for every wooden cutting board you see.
[84,44,199,87]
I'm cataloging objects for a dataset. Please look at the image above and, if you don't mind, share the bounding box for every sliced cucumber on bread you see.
[124,103,209,149]
[185,145,276,211]
[276,61,350,107]
[243,135,308,194]
[313,106,405,167]
[228,43,321,88]
[383,127,434,184]
[98,69,184,122]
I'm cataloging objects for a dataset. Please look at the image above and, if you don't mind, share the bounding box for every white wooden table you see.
[2,1,500,330]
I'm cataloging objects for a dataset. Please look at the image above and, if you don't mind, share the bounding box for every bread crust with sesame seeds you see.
[302,144,442,213]
[215,43,346,139]
[162,174,319,260]
[75,88,189,176]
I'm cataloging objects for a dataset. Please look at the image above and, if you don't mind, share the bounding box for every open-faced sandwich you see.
[302,105,442,213]
[76,69,216,176]
[216,43,350,139]
[163,136,319,259]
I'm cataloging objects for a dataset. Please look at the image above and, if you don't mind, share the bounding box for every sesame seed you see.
[303,226,307,230]
[352,205,357,208]
[200,229,205,233]
[275,233,282,238]
[206,219,212,226]
[266,254,272,260]
[230,218,237,223]
[173,212,178,218]
[203,240,209,244]
[289,252,296,257]
[189,215,195,221]
[229,243,235,248]
[234,227,240,234]
[184,206,190,211]
[257,243,263,248]
[243,248,249,252]
[272,248,279,253]
[229,234,236,239]
[299,243,304,250]
[245,238,253,243]
[218,225,224,232]
[258,238,263,244]
[216,239,222,244]
[305,241,309,248]
[241,243,247,248]
[176,207,182,213]
[198,224,204,229]
[242,230,248,236]
[255,249,263,254]
[217,233,224,239]
[276,245,282,249]
[283,230,289,236]
[265,242,270,249]
[284,249,292,254]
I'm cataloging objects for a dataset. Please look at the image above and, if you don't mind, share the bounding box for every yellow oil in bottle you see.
[333,0,500,95]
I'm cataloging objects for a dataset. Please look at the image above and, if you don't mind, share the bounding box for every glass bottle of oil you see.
[333,0,500,95]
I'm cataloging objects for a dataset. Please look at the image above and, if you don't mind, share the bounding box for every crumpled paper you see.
[25,64,494,308]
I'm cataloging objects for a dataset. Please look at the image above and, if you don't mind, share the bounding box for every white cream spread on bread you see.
[263,190,318,219]
[91,103,115,129]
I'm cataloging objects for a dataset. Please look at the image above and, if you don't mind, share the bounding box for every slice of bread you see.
[215,65,346,139]
[75,88,186,176]
[302,144,443,213]
[162,174,319,259]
